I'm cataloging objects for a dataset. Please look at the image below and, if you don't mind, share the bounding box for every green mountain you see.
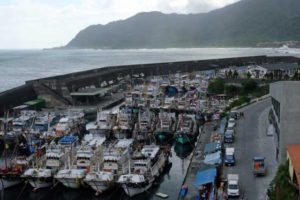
[64,0,300,49]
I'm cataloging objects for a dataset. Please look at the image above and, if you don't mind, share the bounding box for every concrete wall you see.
[0,55,298,115]
[26,55,300,99]
[0,84,37,114]
[270,81,300,162]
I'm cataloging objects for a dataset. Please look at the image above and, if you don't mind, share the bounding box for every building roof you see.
[261,63,300,71]
[70,88,109,96]
[287,144,300,185]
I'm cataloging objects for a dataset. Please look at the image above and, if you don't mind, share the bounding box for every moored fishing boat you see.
[175,114,198,145]
[133,108,156,142]
[113,107,134,139]
[154,112,176,143]
[23,137,75,190]
[84,139,134,195]
[31,112,59,134]
[118,145,168,197]
[0,156,29,189]
[12,110,37,132]
[55,136,104,189]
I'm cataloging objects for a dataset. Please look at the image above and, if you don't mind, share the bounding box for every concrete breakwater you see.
[0,55,299,114]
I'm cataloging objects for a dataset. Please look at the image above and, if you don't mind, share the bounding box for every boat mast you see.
[3,111,8,168]
[128,150,131,175]
[47,112,51,132]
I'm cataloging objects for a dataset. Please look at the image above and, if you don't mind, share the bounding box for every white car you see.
[227,118,236,128]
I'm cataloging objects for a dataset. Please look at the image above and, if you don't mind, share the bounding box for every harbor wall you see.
[0,55,299,114]
[0,84,37,114]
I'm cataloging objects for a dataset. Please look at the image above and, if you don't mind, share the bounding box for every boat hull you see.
[121,182,152,197]
[28,180,52,189]
[84,180,114,193]
[175,135,195,145]
[0,178,21,189]
[155,131,173,143]
[55,177,83,189]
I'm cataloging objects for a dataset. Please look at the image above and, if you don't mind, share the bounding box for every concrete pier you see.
[178,121,219,200]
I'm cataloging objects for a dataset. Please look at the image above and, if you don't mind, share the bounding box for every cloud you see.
[0,0,240,49]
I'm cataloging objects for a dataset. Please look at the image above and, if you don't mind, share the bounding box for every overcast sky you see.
[0,0,240,49]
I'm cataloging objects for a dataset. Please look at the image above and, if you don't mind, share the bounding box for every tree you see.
[233,70,239,79]
[228,70,233,79]
[246,71,251,79]
[241,79,258,94]
[268,161,298,200]
[264,73,269,80]
[283,74,290,80]
[278,72,283,80]
[269,72,274,80]
[208,77,225,94]
[225,85,240,97]
[292,71,299,80]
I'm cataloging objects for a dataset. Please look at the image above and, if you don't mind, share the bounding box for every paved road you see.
[224,98,278,200]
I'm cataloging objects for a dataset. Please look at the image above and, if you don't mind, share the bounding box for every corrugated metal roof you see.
[70,88,109,96]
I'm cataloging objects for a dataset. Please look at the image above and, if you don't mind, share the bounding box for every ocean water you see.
[1,48,300,92]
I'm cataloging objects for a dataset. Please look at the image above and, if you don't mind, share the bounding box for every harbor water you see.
[1,144,192,200]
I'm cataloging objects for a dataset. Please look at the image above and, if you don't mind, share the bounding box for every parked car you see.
[227,174,240,197]
[227,118,236,128]
[224,130,235,143]
[224,147,235,166]
[229,110,240,120]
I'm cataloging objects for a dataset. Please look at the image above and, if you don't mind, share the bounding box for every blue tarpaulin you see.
[193,168,217,187]
[164,86,178,97]
[204,151,222,165]
[204,142,222,155]
[58,135,78,145]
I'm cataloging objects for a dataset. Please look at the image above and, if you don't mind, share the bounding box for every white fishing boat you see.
[55,136,104,189]
[177,98,187,111]
[23,168,52,190]
[84,139,134,195]
[55,117,74,136]
[125,91,140,107]
[118,145,168,197]
[23,137,75,190]
[55,168,86,189]
[55,109,85,136]
[154,112,176,143]
[162,97,175,110]
[113,107,134,139]
[134,108,155,141]
[12,110,37,132]
[31,112,58,134]
[86,111,116,139]
[175,114,198,145]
